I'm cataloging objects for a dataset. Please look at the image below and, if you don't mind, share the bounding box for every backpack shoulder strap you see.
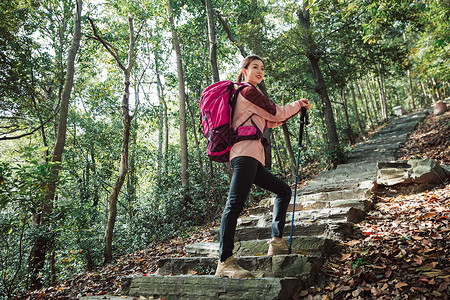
[230,83,248,124]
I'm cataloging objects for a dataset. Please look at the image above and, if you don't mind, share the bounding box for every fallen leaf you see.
[341,253,352,260]
[413,255,423,265]
[424,212,436,219]
[395,282,408,289]
[438,282,448,292]
[423,270,442,277]
[352,287,362,297]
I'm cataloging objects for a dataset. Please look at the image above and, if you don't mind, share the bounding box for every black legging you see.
[219,156,292,262]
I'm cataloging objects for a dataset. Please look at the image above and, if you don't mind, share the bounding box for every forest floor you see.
[23,110,450,300]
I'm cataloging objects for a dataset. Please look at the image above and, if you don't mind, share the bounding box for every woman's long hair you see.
[237,55,265,83]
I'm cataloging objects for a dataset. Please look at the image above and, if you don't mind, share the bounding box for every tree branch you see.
[86,16,126,71]
[126,16,135,74]
[0,109,60,141]
[198,0,247,57]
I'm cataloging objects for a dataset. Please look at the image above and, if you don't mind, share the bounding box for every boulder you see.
[377,158,447,186]
[434,101,447,115]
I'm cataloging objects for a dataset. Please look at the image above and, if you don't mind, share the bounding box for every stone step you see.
[157,254,322,278]
[346,155,397,164]
[310,169,376,183]
[287,206,367,225]
[259,182,375,208]
[212,220,352,242]
[292,179,374,196]
[295,188,372,202]
[346,146,399,160]
[121,275,307,300]
[287,198,373,213]
[185,236,337,258]
[335,161,378,171]
[214,223,328,241]
[81,296,134,300]
[238,215,270,227]
[355,133,408,145]
[238,206,366,229]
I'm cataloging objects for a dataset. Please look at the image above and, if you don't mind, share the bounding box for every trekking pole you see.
[288,106,308,254]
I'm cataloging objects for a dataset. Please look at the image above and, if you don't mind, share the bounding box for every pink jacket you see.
[230,85,303,166]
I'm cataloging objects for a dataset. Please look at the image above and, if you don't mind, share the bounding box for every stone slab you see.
[212,220,353,242]
[234,223,329,240]
[185,236,337,258]
[122,275,305,300]
[81,296,133,300]
[235,236,337,257]
[157,254,322,279]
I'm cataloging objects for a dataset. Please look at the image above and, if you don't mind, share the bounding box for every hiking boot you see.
[215,256,253,278]
[267,238,289,256]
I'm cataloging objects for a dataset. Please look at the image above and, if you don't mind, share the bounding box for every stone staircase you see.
[90,109,431,300]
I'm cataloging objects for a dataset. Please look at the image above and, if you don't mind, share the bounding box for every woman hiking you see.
[215,55,311,278]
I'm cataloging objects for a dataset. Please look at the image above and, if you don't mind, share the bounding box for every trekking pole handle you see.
[298,107,308,143]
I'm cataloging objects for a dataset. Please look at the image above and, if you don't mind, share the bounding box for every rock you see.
[409,158,447,184]
[376,163,410,186]
[434,101,447,115]
[377,158,447,187]
[122,275,305,300]
[393,106,407,116]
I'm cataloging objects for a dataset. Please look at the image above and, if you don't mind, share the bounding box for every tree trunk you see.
[426,79,436,103]
[367,74,381,124]
[207,0,247,57]
[407,69,415,110]
[127,113,138,219]
[297,4,341,162]
[88,16,136,263]
[28,0,82,290]
[281,123,296,175]
[356,80,374,129]
[168,0,189,187]
[154,52,169,180]
[205,0,219,82]
[350,83,366,139]
[375,65,388,120]
[104,70,133,263]
[340,86,355,145]
[186,93,209,200]
[403,32,416,110]
[432,78,441,100]
[270,131,284,174]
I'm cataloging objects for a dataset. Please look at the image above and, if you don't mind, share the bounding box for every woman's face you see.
[243,59,265,86]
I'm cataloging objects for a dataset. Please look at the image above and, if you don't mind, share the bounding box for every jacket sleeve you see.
[240,86,302,128]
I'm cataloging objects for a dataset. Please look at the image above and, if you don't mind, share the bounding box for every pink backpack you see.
[200,81,262,162]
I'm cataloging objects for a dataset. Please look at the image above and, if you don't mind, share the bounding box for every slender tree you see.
[87,15,136,263]
[205,0,219,82]
[350,83,366,139]
[297,2,341,162]
[167,0,189,187]
[340,86,355,145]
[28,0,82,290]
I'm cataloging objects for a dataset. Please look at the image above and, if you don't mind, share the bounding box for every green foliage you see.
[0,146,60,298]
[0,211,30,299]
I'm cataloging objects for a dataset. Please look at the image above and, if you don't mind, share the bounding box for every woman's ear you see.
[242,68,247,77]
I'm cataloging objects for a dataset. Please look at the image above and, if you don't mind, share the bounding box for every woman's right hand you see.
[298,99,311,111]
